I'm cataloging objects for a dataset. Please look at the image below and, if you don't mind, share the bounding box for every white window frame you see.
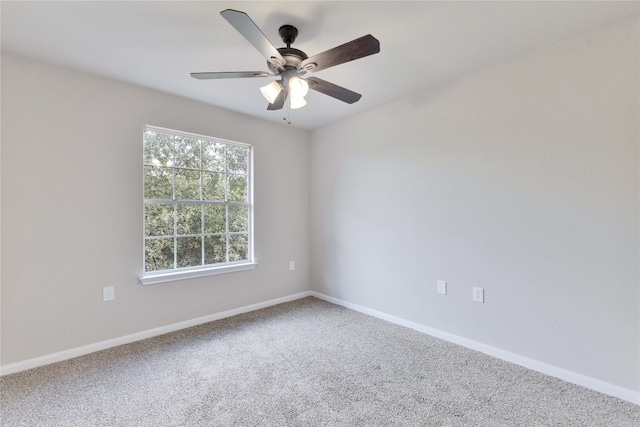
[140,125,256,285]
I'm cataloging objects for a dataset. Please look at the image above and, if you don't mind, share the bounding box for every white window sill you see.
[140,262,257,285]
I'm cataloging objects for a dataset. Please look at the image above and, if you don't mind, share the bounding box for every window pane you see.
[228,205,248,232]
[175,169,200,200]
[175,136,200,169]
[144,130,174,167]
[204,235,227,264]
[227,145,248,174]
[204,205,226,234]
[227,174,247,202]
[145,238,174,272]
[202,141,226,172]
[145,203,174,237]
[144,166,173,199]
[229,234,248,261]
[176,204,201,235]
[203,171,225,201]
[177,236,202,268]
[143,127,253,275]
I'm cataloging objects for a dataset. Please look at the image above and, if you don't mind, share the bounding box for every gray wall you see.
[309,18,639,391]
[1,53,310,365]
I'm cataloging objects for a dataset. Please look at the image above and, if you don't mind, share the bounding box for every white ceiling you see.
[2,1,638,130]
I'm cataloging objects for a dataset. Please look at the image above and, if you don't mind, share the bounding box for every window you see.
[141,125,254,285]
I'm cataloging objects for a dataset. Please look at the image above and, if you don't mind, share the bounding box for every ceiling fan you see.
[191,9,380,115]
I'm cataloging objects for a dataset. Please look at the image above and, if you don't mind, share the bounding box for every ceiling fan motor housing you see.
[266,25,310,73]
[267,47,308,74]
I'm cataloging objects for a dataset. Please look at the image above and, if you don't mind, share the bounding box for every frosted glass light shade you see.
[288,76,309,98]
[289,96,307,110]
[260,81,282,104]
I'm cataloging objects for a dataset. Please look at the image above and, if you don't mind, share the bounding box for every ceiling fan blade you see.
[301,35,380,73]
[191,71,271,80]
[267,91,286,110]
[307,77,362,104]
[221,9,286,71]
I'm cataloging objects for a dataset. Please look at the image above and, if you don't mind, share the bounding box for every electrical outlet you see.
[289,260,295,271]
[472,287,484,303]
[103,286,115,302]
[437,280,447,295]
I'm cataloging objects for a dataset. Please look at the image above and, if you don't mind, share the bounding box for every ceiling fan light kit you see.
[288,76,309,98]
[191,9,380,124]
[289,96,307,110]
[259,80,282,104]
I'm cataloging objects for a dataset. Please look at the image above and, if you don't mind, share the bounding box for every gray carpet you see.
[1,297,639,426]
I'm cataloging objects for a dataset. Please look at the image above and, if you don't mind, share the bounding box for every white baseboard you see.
[0,291,313,376]
[3,290,638,406]
[310,291,640,406]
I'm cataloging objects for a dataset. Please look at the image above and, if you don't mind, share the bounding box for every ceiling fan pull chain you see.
[283,97,292,125]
